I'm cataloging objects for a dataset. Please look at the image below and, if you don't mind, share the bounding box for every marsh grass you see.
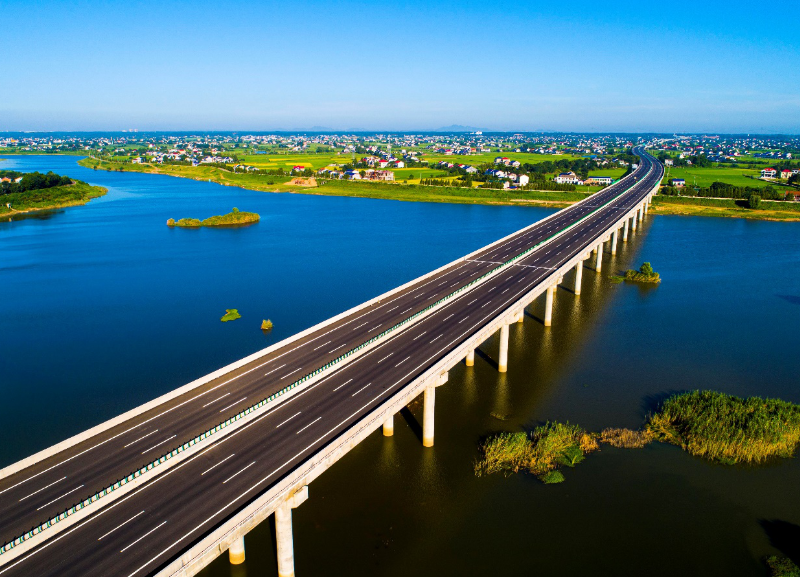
[766,556,800,577]
[647,391,800,464]
[221,309,241,322]
[475,422,597,482]
[599,428,653,448]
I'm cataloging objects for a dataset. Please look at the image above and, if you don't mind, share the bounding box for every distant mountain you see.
[432,124,485,133]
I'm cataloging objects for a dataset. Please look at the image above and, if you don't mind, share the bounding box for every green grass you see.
[220,309,241,322]
[475,422,598,482]
[663,166,767,188]
[0,181,107,216]
[624,262,661,284]
[652,196,800,221]
[647,391,800,464]
[201,208,259,226]
[766,556,800,577]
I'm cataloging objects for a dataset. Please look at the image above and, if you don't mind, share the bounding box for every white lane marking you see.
[313,340,332,351]
[430,334,443,342]
[36,484,84,511]
[377,353,394,363]
[141,435,177,455]
[488,286,496,292]
[412,331,427,341]
[481,302,490,308]
[98,510,145,541]
[264,364,286,376]
[120,520,167,553]
[351,384,372,397]
[19,476,66,501]
[352,322,369,331]
[296,417,322,434]
[201,454,235,476]
[401,308,412,314]
[467,298,478,305]
[281,367,302,379]
[276,412,301,428]
[332,378,353,392]
[459,316,469,323]
[387,305,399,312]
[328,344,346,354]
[370,324,382,331]
[501,288,509,294]
[450,282,458,286]
[395,356,410,367]
[222,462,256,485]
[219,398,247,413]
[443,313,454,321]
[201,393,230,408]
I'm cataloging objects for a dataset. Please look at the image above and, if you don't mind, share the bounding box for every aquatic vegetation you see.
[167,208,259,228]
[624,262,660,284]
[475,422,597,483]
[261,319,273,330]
[766,556,800,577]
[647,391,800,464]
[221,309,241,322]
[599,428,653,449]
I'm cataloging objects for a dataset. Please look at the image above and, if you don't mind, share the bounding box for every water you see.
[2,156,799,576]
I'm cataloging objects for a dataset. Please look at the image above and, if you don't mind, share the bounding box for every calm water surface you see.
[1,156,798,576]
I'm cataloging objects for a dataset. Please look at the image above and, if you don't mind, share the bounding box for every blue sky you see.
[2,0,798,133]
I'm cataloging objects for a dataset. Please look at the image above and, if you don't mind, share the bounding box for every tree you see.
[748,194,761,209]
[640,262,654,276]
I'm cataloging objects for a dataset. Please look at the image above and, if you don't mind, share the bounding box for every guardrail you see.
[0,158,655,558]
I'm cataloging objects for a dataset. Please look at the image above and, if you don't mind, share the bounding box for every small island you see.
[624,261,661,283]
[221,309,241,322]
[167,207,260,228]
[1,170,107,217]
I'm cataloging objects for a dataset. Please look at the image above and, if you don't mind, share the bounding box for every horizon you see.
[3,0,798,133]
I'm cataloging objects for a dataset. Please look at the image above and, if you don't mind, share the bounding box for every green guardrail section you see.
[0,156,659,556]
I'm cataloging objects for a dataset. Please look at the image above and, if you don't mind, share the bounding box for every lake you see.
[1,155,798,576]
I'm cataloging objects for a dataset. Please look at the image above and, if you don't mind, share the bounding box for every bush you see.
[749,194,762,209]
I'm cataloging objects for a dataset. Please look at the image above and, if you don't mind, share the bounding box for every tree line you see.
[0,171,72,195]
[660,181,786,201]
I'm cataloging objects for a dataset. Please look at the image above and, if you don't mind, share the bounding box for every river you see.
[1,155,798,576]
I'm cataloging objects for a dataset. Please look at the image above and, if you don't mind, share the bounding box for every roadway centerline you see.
[140,435,177,455]
[200,454,235,476]
[97,511,145,541]
[295,418,322,434]
[222,463,256,485]
[119,521,167,553]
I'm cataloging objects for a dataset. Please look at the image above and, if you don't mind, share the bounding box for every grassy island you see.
[167,208,259,228]
[220,309,241,322]
[624,262,661,284]
[647,390,800,464]
[0,170,106,217]
[476,390,800,484]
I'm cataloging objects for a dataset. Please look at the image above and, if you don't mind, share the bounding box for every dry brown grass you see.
[599,428,653,449]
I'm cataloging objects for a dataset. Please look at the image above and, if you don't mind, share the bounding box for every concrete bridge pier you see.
[611,228,619,255]
[574,259,583,296]
[544,285,556,326]
[465,348,475,366]
[623,218,629,242]
[595,243,603,273]
[382,415,394,436]
[423,372,448,447]
[643,201,649,215]
[498,323,510,372]
[632,211,638,232]
[639,205,644,222]
[275,486,309,577]
[229,536,245,565]
[516,310,524,324]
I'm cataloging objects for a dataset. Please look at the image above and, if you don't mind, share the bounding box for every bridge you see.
[0,148,663,577]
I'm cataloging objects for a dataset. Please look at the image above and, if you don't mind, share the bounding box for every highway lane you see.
[0,152,655,546]
[0,149,662,576]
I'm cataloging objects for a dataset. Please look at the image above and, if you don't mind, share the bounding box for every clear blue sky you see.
[3,0,798,133]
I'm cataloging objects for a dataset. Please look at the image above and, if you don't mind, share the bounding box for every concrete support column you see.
[574,259,583,296]
[644,201,649,215]
[229,536,245,565]
[639,206,644,222]
[595,243,603,273]
[465,348,475,367]
[544,286,555,326]
[498,323,509,372]
[632,211,638,232]
[275,504,295,577]
[382,414,394,436]
[611,228,619,255]
[516,310,524,323]
[423,385,436,447]
[623,218,629,242]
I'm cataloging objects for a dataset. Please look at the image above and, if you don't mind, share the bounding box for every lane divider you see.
[0,155,658,557]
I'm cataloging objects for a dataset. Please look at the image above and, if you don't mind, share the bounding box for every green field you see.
[0,181,107,216]
[662,166,770,188]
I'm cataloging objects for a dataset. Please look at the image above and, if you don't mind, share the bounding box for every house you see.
[554,171,581,184]
[510,160,521,168]
[366,170,394,181]
[393,161,405,168]
[464,166,478,174]
[785,191,800,202]
[670,178,685,187]
[664,159,674,166]
[780,169,792,179]
[761,168,777,178]
[345,170,361,180]
[292,166,306,173]
[585,176,613,186]
[518,174,529,186]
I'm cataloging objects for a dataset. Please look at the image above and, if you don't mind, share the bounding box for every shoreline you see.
[76,157,800,221]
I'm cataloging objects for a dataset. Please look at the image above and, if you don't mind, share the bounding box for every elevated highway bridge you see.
[0,147,664,577]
